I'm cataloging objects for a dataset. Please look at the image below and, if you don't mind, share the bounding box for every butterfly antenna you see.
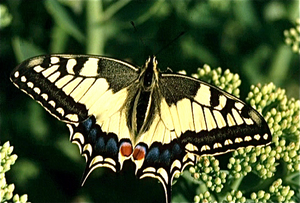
[131,21,146,47]
[155,31,185,56]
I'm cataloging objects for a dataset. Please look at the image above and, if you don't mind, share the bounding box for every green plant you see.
[0,142,28,203]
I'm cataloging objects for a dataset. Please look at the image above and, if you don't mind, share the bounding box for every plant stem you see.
[86,0,104,55]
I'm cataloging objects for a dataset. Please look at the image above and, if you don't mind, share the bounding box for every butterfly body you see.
[11,55,271,203]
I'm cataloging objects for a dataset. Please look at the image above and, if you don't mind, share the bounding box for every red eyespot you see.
[132,145,146,160]
[120,142,133,157]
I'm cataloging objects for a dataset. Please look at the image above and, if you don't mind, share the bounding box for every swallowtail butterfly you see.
[10,55,271,203]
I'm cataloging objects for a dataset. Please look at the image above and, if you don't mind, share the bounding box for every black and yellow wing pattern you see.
[10,55,272,203]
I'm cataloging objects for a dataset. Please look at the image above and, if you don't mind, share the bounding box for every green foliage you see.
[0,4,12,29]
[284,18,300,54]
[1,1,299,203]
[0,142,28,203]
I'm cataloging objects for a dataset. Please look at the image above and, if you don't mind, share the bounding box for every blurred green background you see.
[1,0,299,202]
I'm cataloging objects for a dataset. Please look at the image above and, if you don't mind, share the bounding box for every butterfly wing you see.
[135,72,271,203]
[10,54,141,179]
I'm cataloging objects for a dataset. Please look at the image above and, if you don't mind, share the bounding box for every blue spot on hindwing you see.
[88,128,97,143]
[95,137,105,152]
[145,147,160,163]
[160,149,171,165]
[172,143,182,156]
[106,137,118,156]
[82,117,93,132]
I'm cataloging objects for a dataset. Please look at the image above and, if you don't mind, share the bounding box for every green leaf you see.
[12,37,45,62]
[44,0,85,43]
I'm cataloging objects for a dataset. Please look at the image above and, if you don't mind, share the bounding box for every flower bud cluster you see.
[192,64,241,97]
[284,18,300,54]
[0,141,28,203]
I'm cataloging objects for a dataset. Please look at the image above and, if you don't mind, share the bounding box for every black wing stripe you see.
[11,66,88,122]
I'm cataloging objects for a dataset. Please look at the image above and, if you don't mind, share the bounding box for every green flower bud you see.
[194,195,200,203]
[204,191,210,198]
[257,190,265,198]
[20,194,28,203]
[5,191,13,200]
[13,194,20,202]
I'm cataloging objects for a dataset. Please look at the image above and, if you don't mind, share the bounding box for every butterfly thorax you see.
[130,56,160,139]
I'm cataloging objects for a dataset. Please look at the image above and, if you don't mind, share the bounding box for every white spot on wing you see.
[204,107,217,131]
[42,65,59,77]
[90,155,104,167]
[14,71,20,78]
[80,58,99,76]
[201,145,210,152]
[50,56,60,64]
[170,160,182,172]
[71,132,85,151]
[83,144,93,157]
[232,108,244,125]
[65,114,79,122]
[244,118,254,125]
[55,75,74,88]
[244,136,252,141]
[213,143,222,149]
[157,168,169,184]
[214,95,227,110]
[62,77,83,95]
[185,143,198,151]
[56,107,65,116]
[41,93,48,101]
[195,84,211,106]
[235,102,244,110]
[33,87,41,94]
[33,65,44,73]
[227,113,236,127]
[213,110,226,128]
[66,58,77,74]
[48,71,61,82]
[27,82,34,88]
[177,98,195,133]
[21,76,27,82]
[224,139,233,145]
[235,137,243,143]
[49,100,56,107]
[192,102,206,132]
[105,158,116,166]
[254,134,260,140]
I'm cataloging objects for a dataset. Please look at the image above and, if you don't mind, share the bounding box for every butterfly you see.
[10,55,272,203]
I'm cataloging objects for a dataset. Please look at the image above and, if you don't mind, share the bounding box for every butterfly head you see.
[141,56,159,90]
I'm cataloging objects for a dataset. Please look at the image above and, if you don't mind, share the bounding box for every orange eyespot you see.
[132,145,146,160]
[120,142,133,157]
